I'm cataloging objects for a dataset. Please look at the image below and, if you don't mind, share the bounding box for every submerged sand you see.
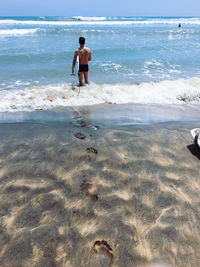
[0,120,199,267]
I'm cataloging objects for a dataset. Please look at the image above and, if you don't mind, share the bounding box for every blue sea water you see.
[0,16,200,112]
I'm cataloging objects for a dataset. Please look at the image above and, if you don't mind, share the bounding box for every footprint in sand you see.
[86,147,98,161]
[89,240,113,267]
[80,179,98,202]
[74,132,86,140]
[16,144,30,150]
[86,147,98,154]
[73,111,100,130]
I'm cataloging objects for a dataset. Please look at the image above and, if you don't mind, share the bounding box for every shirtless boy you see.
[72,37,92,86]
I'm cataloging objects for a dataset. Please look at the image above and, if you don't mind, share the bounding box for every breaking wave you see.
[0,29,39,35]
[1,17,200,26]
[72,16,107,21]
[0,77,200,112]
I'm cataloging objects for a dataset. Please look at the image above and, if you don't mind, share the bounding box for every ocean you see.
[0,16,200,120]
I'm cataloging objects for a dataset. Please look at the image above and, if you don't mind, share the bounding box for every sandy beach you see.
[0,116,199,267]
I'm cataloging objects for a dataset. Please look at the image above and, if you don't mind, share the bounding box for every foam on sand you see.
[1,77,200,112]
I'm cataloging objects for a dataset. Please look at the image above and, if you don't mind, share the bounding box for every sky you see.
[0,0,200,17]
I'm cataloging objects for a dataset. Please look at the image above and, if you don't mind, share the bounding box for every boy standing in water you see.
[72,37,92,86]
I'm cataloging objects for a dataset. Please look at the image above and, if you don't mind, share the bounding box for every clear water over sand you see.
[0,120,200,266]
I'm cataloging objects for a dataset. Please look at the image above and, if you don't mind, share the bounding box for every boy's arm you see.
[72,51,78,74]
[88,49,92,61]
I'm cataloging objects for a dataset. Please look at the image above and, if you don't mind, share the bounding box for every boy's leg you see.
[83,72,89,84]
[78,72,83,86]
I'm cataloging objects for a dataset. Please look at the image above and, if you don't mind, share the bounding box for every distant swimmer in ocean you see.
[178,23,181,27]
[72,37,92,87]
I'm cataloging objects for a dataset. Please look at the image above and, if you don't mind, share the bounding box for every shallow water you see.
[0,104,199,127]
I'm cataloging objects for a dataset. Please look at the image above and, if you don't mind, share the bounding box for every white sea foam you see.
[141,60,181,79]
[73,16,107,21]
[1,77,200,112]
[1,27,197,37]
[0,28,110,36]
[0,28,39,35]
[1,18,200,26]
[101,63,122,72]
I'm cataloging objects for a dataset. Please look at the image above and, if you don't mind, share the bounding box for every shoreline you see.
[0,103,200,127]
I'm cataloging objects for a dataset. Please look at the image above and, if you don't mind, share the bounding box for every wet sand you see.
[0,120,200,267]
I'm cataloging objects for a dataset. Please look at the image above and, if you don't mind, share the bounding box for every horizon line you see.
[0,15,200,18]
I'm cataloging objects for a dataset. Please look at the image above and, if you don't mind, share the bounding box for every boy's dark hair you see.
[79,37,85,45]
